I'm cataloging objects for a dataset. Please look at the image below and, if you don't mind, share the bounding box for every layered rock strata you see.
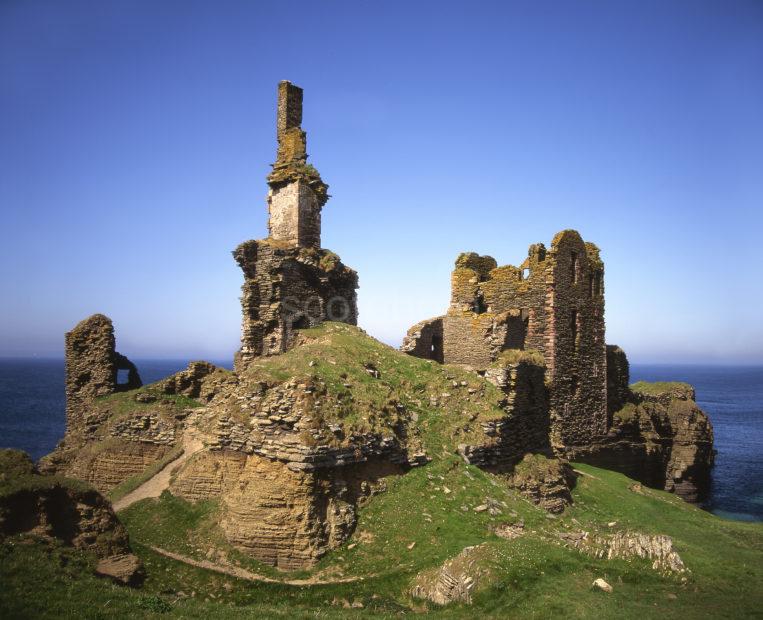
[0,449,143,586]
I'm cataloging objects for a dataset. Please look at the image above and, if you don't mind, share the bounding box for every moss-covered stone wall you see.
[64,314,141,433]
[406,229,608,451]
[545,230,607,449]
[233,240,358,366]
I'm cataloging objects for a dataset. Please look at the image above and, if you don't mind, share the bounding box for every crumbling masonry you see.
[234,81,358,368]
[403,230,607,453]
[46,81,714,573]
[65,314,141,432]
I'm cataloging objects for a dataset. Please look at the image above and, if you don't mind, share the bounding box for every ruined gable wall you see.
[64,314,142,433]
[442,245,551,368]
[546,231,607,448]
[401,316,444,362]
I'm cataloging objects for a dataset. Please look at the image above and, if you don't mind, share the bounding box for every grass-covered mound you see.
[3,459,762,618]
[0,448,91,499]
[233,322,508,446]
[3,325,761,617]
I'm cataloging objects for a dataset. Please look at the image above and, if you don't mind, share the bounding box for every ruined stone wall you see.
[442,253,501,368]
[442,245,550,368]
[405,229,608,450]
[65,314,141,433]
[458,355,551,471]
[606,344,630,420]
[545,231,607,448]
[233,239,358,366]
[401,316,444,362]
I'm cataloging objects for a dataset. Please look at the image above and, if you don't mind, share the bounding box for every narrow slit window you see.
[570,252,579,284]
[473,293,487,314]
[570,309,578,350]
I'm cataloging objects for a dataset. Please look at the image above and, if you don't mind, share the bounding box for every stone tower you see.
[234,81,358,367]
[402,230,608,452]
[266,81,327,249]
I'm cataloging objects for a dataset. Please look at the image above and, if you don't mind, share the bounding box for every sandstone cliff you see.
[572,381,715,503]
[0,449,143,585]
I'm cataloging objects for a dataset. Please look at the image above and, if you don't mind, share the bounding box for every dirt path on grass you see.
[148,545,367,586]
[113,432,205,512]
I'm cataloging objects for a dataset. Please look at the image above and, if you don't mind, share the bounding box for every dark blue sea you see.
[0,360,761,522]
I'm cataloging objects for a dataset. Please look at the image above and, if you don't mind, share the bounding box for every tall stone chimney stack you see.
[266,80,327,249]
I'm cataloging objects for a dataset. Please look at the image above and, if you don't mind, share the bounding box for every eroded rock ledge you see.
[0,449,143,586]
[569,347,714,503]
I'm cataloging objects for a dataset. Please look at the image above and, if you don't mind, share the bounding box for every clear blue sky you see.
[1,0,761,363]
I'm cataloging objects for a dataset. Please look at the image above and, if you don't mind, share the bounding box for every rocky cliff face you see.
[570,374,715,503]
[0,449,143,585]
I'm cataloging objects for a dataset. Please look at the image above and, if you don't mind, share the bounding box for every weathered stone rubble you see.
[411,544,495,605]
[0,449,144,586]
[558,529,686,574]
[506,453,576,514]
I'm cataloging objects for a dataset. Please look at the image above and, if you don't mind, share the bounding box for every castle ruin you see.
[64,314,142,432]
[45,81,714,572]
[403,231,608,453]
[233,81,358,367]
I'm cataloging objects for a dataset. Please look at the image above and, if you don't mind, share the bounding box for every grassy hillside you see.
[2,324,761,618]
[3,459,761,618]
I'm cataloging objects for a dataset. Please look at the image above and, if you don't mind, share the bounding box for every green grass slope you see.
[2,325,761,618]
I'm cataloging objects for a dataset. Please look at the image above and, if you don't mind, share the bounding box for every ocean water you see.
[0,359,760,522]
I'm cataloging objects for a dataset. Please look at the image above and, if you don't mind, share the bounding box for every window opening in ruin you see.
[589,274,594,298]
[593,270,602,296]
[571,252,579,283]
[473,293,487,314]
[505,312,528,350]
[431,334,443,362]
[521,267,530,280]
[570,375,579,396]
[291,315,310,330]
[570,309,578,350]
[117,369,129,385]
